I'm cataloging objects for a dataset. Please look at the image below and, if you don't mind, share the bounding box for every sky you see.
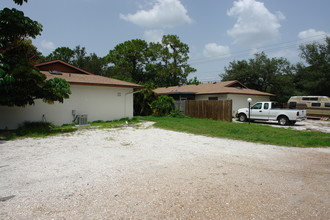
[2,0,330,82]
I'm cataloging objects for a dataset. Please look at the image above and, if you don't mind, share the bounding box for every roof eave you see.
[69,82,144,89]
[196,92,275,96]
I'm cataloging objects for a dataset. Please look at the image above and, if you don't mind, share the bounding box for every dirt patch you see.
[1,122,329,219]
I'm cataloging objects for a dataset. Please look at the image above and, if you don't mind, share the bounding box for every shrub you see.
[16,121,55,136]
[169,109,186,118]
[150,95,175,117]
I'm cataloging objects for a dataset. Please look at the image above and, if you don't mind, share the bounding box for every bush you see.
[16,121,55,136]
[150,95,175,117]
[169,109,186,118]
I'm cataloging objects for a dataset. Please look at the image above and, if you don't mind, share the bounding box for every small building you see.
[154,80,274,116]
[0,60,143,129]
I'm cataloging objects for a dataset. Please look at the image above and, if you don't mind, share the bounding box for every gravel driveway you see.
[1,122,329,219]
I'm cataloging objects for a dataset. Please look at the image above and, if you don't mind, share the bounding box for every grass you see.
[0,118,139,140]
[1,116,329,148]
[140,116,330,148]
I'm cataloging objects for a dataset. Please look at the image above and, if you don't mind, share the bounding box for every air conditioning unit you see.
[77,114,88,125]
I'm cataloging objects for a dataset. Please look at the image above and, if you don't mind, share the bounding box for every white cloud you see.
[120,0,192,28]
[227,0,285,47]
[144,29,164,42]
[40,40,55,51]
[298,29,329,41]
[203,43,231,58]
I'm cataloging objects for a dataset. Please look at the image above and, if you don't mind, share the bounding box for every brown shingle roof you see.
[36,60,143,89]
[42,71,143,88]
[154,80,274,96]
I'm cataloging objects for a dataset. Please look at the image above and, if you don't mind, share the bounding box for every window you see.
[302,97,318,101]
[311,103,321,107]
[289,102,297,109]
[208,97,218,100]
[271,102,280,109]
[325,103,330,108]
[264,103,269,109]
[251,103,262,109]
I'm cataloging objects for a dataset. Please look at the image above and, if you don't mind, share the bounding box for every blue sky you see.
[2,0,330,82]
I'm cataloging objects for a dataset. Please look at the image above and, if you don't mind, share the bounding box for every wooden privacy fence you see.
[177,100,232,122]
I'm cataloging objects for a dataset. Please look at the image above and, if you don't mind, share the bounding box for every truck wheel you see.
[278,116,289,126]
[238,113,247,122]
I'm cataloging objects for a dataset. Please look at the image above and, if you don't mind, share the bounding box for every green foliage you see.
[187,77,201,85]
[295,37,330,96]
[150,95,175,117]
[168,109,186,118]
[0,7,71,106]
[16,121,55,136]
[105,39,149,82]
[0,8,42,51]
[45,46,108,75]
[13,0,28,5]
[221,39,330,100]
[0,118,141,140]
[45,47,75,63]
[105,35,196,87]
[143,116,330,148]
[161,35,197,86]
[42,78,71,104]
[134,84,157,116]
[89,117,140,128]
[221,52,296,103]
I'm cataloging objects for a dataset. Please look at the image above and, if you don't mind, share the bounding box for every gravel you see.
[1,121,329,219]
[240,119,330,133]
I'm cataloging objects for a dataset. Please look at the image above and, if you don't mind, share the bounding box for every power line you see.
[189,33,328,66]
[189,33,329,81]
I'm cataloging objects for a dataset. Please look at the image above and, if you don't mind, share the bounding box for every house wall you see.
[195,94,228,101]
[194,94,270,116]
[0,85,133,129]
[227,94,271,116]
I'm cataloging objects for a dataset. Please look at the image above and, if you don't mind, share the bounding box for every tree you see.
[105,39,149,82]
[295,37,330,96]
[159,35,196,86]
[105,35,196,87]
[45,47,75,63]
[187,77,201,85]
[13,0,28,5]
[221,52,296,103]
[0,7,71,106]
[133,84,157,116]
[45,46,107,75]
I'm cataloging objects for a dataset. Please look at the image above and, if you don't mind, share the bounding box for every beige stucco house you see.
[0,60,143,129]
[154,80,275,116]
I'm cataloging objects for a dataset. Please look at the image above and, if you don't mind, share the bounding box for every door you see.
[250,103,270,120]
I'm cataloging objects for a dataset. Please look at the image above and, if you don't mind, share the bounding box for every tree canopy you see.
[221,38,330,102]
[45,45,108,75]
[13,0,28,5]
[221,52,296,102]
[294,37,330,96]
[105,35,196,87]
[0,6,71,107]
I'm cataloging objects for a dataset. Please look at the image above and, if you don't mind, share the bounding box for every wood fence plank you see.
[183,100,232,122]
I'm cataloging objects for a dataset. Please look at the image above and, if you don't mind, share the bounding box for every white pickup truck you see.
[237,102,307,125]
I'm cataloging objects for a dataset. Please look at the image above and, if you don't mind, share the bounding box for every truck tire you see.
[238,113,247,122]
[278,116,289,126]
